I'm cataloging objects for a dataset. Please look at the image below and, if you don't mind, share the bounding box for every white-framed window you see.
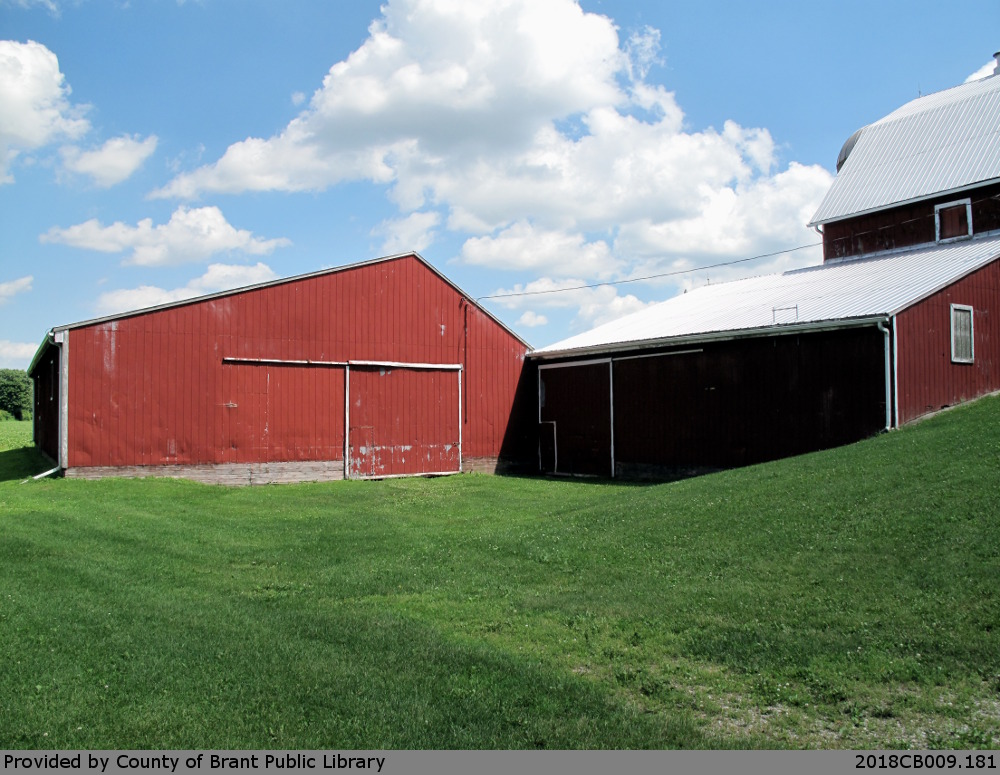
[951,304,974,364]
[935,198,973,243]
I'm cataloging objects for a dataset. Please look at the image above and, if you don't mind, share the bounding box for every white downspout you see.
[877,319,892,431]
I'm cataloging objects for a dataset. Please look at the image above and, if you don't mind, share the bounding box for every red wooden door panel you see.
[348,366,460,478]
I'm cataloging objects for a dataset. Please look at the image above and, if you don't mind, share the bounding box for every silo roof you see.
[810,73,1000,226]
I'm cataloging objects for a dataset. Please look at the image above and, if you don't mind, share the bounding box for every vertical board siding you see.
[32,343,60,461]
[611,330,886,472]
[538,328,887,477]
[538,362,612,476]
[348,367,460,477]
[822,182,1000,262]
[896,260,1000,423]
[65,255,529,473]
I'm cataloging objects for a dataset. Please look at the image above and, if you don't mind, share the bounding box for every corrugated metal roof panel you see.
[535,234,1000,356]
[810,74,1000,225]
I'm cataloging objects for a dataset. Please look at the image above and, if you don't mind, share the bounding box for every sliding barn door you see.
[347,366,461,478]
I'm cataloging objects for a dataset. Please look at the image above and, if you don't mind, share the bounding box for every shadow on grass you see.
[0,446,54,482]
[496,471,719,488]
[0,582,761,749]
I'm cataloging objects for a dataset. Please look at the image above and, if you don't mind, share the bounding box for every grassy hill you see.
[0,397,998,749]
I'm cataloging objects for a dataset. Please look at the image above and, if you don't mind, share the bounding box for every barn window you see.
[935,199,972,243]
[951,304,974,364]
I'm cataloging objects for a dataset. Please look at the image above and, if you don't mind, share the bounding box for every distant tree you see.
[0,369,32,420]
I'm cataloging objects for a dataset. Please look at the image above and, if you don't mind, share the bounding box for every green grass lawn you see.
[0,399,998,750]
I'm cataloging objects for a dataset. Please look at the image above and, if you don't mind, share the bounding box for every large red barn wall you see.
[895,259,1000,424]
[66,255,530,472]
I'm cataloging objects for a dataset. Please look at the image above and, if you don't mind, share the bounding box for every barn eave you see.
[530,315,890,362]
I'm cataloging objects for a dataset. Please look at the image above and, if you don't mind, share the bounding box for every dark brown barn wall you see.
[535,326,887,478]
[822,182,1000,261]
[31,342,60,463]
[538,361,612,476]
[611,329,886,474]
[895,259,1000,423]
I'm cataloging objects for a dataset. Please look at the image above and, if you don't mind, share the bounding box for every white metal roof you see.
[534,233,1000,358]
[809,73,1000,225]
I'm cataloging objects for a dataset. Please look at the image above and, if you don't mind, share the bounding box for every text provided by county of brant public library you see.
[3,753,386,773]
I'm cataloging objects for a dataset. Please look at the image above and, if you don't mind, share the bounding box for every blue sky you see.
[2,0,998,368]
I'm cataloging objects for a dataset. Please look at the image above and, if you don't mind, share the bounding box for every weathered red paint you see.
[221,362,346,463]
[895,259,1000,424]
[59,254,529,477]
[348,366,460,477]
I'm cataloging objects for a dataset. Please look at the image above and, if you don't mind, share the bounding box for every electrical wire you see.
[476,192,1000,302]
[475,241,822,301]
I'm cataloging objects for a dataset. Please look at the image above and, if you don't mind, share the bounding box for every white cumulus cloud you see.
[3,0,60,12]
[374,210,440,254]
[965,60,997,82]
[41,205,291,266]
[487,276,653,330]
[152,0,833,328]
[60,134,158,187]
[0,39,90,183]
[152,0,624,200]
[461,222,616,278]
[0,339,40,368]
[516,310,548,328]
[0,275,33,302]
[94,262,279,316]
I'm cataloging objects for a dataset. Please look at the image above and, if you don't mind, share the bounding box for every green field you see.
[1,399,998,750]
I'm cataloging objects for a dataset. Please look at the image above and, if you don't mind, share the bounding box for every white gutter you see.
[27,330,56,376]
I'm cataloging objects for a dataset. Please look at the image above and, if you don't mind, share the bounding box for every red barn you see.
[28,253,533,484]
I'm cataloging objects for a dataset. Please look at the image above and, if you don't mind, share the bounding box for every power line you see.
[475,241,822,301]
